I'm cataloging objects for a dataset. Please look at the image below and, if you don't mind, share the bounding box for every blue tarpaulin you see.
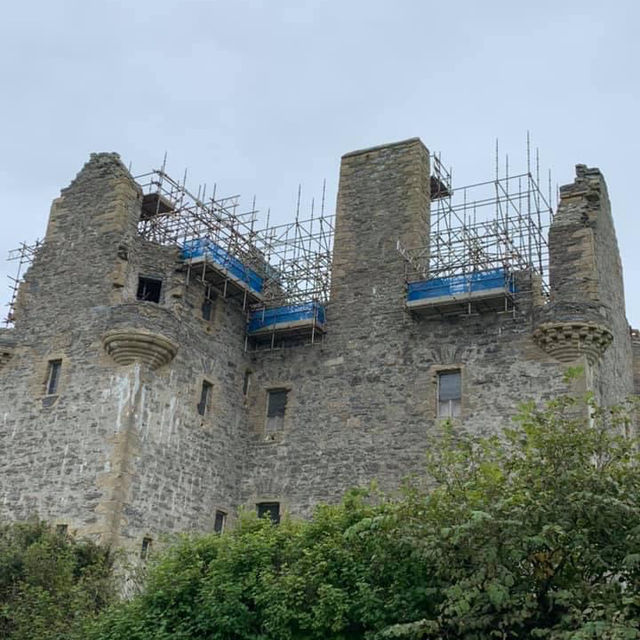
[248,302,326,334]
[181,239,263,294]
[407,268,515,302]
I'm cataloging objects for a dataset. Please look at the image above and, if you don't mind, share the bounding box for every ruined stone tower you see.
[0,138,637,554]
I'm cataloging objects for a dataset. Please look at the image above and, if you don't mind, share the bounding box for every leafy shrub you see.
[0,520,116,640]
[90,394,640,639]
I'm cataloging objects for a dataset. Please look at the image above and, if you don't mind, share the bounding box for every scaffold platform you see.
[181,238,264,302]
[406,268,516,315]
[247,302,326,338]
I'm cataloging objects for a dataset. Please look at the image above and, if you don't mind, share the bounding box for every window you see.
[437,370,461,418]
[257,502,280,524]
[242,370,252,397]
[197,380,213,417]
[45,359,62,395]
[55,524,68,535]
[136,276,162,303]
[214,510,227,534]
[202,289,216,321]
[266,389,288,432]
[140,536,152,560]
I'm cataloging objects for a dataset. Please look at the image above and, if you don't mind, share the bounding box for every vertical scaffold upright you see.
[401,136,554,316]
[134,161,335,349]
[4,240,42,326]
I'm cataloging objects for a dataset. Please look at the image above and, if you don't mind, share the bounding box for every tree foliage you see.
[0,520,116,640]
[87,394,640,638]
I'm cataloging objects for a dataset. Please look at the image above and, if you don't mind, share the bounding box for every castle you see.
[0,138,638,555]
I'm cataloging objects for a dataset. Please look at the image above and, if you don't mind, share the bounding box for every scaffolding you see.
[402,137,553,316]
[135,161,335,348]
[4,139,553,331]
[4,240,42,326]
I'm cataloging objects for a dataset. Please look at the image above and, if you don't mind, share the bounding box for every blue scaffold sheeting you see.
[181,239,263,294]
[248,302,326,334]
[407,268,515,302]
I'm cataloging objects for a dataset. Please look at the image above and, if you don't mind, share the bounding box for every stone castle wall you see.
[0,138,635,552]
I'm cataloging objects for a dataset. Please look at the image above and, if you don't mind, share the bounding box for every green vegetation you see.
[89,394,640,639]
[0,520,116,640]
[3,393,639,639]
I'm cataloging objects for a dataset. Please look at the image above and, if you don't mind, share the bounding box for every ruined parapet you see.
[533,166,615,366]
[44,152,142,251]
[13,153,144,336]
[533,164,633,403]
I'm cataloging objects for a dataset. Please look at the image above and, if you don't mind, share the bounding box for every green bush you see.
[89,394,640,639]
[0,520,116,640]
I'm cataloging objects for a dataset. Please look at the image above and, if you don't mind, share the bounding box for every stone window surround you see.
[196,281,220,332]
[242,369,253,399]
[45,359,62,395]
[214,509,227,534]
[256,500,282,524]
[430,364,465,420]
[136,274,163,304]
[36,353,69,404]
[140,536,152,560]
[264,385,291,438]
[196,377,214,420]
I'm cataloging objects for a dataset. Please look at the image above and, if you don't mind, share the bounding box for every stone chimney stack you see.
[329,138,431,335]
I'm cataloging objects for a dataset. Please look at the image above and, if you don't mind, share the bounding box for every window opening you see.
[136,276,162,303]
[46,359,62,395]
[55,524,68,535]
[243,370,252,397]
[197,380,213,416]
[437,370,461,417]
[257,502,280,524]
[214,510,227,534]
[140,536,152,560]
[202,287,216,321]
[266,389,288,432]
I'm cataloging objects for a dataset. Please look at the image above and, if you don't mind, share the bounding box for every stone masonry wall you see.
[539,165,633,404]
[0,154,252,554]
[239,139,575,517]
[1,139,635,547]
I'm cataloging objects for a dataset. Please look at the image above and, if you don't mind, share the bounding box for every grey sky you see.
[1,0,638,325]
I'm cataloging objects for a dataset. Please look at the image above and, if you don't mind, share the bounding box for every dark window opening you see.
[257,502,280,524]
[117,244,129,261]
[46,359,62,395]
[197,380,212,417]
[202,298,214,321]
[201,287,216,321]
[438,370,461,418]
[243,370,252,397]
[136,276,162,303]
[266,389,288,432]
[214,510,227,534]
[141,192,174,220]
[55,524,68,535]
[140,536,152,560]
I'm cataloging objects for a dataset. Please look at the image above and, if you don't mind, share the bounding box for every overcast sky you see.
[1,0,638,325]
